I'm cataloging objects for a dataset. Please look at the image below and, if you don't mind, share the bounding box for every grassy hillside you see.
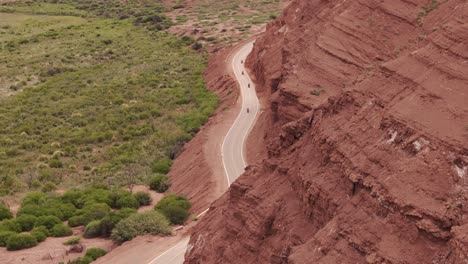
[0,4,217,195]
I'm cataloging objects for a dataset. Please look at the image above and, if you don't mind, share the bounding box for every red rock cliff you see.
[185,0,468,263]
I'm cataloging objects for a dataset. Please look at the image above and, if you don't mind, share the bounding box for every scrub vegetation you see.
[0,184,191,250]
[169,0,282,46]
[0,2,217,195]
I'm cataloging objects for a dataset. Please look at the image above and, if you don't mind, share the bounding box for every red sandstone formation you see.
[185,0,468,263]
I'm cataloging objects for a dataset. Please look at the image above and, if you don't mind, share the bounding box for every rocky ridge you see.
[185,0,468,263]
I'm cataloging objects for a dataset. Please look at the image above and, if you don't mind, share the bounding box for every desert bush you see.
[107,190,131,209]
[154,194,191,211]
[149,174,170,193]
[30,228,47,242]
[61,189,86,208]
[151,158,172,174]
[14,214,37,231]
[84,220,101,238]
[18,193,76,221]
[21,192,48,207]
[0,231,16,247]
[0,219,21,232]
[68,215,85,227]
[158,204,189,225]
[80,203,111,225]
[134,191,152,206]
[49,159,63,168]
[63,236,81,245]
[6,234,37,251]
[98,208,136,237]
[50,223,73,237]
[154,194,191,225]
[31,225,49,236]
[85,247,107,260]
[41,181,58,192]
[111,211,170,243]
[116,195,139,209]
[35,215,61,229]
[67,256,93,264]
[0,205,13,221]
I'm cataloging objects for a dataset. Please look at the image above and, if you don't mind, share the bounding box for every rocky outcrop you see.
[185,0,468,263]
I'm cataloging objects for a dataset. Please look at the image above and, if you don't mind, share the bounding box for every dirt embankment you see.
[185,0,468,263]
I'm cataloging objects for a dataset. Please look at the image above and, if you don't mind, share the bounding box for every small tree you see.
[119,164,144,193]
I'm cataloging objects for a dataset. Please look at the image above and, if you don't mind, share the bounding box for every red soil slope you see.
[185,0,468,263]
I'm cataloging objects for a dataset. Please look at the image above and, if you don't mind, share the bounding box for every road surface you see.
[149,40,258,264]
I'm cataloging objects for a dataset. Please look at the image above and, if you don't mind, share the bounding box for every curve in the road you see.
[149,40,258,264]
[222,40,259,185]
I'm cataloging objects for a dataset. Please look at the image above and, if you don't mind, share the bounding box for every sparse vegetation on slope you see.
[0,3,217,195]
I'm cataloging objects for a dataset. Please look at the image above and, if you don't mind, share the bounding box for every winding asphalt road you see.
[148,40,259,264]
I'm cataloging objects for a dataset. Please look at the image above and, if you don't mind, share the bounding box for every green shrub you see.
[56,203,77,220]
[98,208,136,237]
[31,225,49,237]
[0,205,13,221]
[50,223,73,237]
[17,204,47,218]
[80,203,111,225]
[18,194,76,221]
[35,215,61,229]
[111,211,171,243]
[108,190,132,209]
[85,247,107,260]
[63,236,81,245]
[116,195,139,209]
[49,159,63,168]
[154,194,191,211]
[61,189,86,208]
[149,174,170,193]
[67,256,93,264]
[134,191,152,206]
[41,181,58,192]
[14,214,37,231]
[84,220,101,238]
[151,158,172,174]
[68,215,85,227]
[158,204,189,225]
[20,192,46,207]
[0,231,16,247]
[30,229,47,242]
[0,219,21,232]
[154,194,191,225]
[6,234,38,251]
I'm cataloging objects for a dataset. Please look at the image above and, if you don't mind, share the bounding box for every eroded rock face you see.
[185,0,468,263]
